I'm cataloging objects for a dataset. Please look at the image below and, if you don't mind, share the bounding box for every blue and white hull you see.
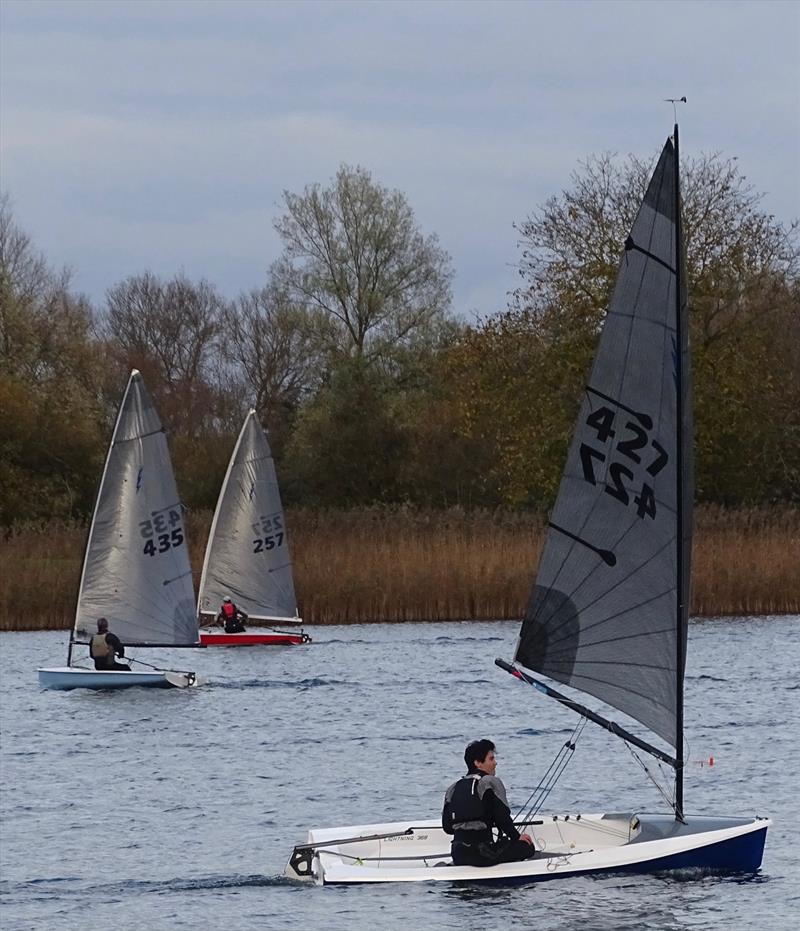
[37,667,202,690]
[285,812,770,885]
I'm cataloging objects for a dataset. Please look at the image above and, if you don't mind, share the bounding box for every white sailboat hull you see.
[285,812,770,885]
[37,667,203,690]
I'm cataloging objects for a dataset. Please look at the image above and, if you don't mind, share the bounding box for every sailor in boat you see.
[89,618,131,671]
[216,596,248,634]
[442,739,536,867]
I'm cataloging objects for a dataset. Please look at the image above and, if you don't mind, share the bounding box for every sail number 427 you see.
[579,407,668,519]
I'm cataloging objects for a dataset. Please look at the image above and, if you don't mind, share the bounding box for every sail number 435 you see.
[579,406,668,519]
[139,509,185,556]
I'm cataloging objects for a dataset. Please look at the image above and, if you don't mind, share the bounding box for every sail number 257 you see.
[252,513,284,554]
[579,406,668,519]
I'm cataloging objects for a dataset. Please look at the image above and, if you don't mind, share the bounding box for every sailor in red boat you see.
[89,618,131,671]
[216,596,248,634]
[442,738,536,867]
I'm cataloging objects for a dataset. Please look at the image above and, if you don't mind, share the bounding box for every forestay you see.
[198,410,299,622]
[515,137,692,750]
[73,370,198,646]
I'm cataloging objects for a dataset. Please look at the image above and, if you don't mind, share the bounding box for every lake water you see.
[1,616,798,930]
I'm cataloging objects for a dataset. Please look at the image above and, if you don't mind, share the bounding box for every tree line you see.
[1,154,798,528]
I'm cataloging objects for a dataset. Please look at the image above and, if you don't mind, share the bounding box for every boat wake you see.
[0,873,298,902]
[211,676,348,690]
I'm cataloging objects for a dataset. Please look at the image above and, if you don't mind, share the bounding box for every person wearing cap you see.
[215,596,248,634]
[442,738,536,867]
[89,618,131,671]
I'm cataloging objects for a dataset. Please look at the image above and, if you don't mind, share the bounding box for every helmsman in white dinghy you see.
[284,122,770,885]
[89,618,131,671]
[37,370,204,691]
[443,739,536,867]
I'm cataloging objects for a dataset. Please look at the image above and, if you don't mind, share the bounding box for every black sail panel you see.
[515,138,691,750]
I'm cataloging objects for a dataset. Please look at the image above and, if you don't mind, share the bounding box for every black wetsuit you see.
[442,772,536,867]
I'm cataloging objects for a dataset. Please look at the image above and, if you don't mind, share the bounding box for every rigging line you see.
[91,590,184,636]
[513,725,580,816]
[513,718,588,822]
[527,528,636,635]
[528,537,676,644]
[542,619,678,655]
[516,656,680,724]
[113,428,166,444]
[516,750,572,822]
[603,300,678,330]
[532,587,676,652]
[549,666,679,711]
[624,740,675,810]
[532,529,676,638]
[625,241,676,276]
[528,515,642,631]
[547,523,616,566]
[522,747,579,821]
[546,652,678,675]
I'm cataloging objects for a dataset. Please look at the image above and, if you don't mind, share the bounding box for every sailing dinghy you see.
[284,126,770,884]
[197,410,310,647]
[38,370,203,690]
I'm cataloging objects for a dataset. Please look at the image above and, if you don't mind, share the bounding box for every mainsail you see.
[515,133,692,752]
[197,410,299,622]
[73,370,198,646]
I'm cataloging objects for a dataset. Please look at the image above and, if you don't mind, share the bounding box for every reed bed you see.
[1,506,797,631]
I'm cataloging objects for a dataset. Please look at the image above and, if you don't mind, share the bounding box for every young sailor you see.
[442,738,536,867]
[89,618,131,671]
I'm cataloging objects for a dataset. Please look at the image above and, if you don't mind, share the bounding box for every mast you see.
[673,122,685,820]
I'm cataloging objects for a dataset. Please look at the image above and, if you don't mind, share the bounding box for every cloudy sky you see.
[1,0,798,318]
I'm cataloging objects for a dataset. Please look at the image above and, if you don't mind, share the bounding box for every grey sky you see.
[1,0,798,318]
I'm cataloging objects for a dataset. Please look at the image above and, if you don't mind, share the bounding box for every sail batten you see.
[515,136,691,751]
[197,410,299,622]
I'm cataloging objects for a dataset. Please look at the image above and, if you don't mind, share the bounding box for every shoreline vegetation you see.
[1,506,798,631]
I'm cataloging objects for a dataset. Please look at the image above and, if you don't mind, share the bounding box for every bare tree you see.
[513,150,799,347]
[103,272,224,437]
[0,194,77,371]
[0,194,58,309]
[272,164,453,361]
[224,283,321,430]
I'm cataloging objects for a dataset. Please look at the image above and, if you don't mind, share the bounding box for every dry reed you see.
[1,506,797,631]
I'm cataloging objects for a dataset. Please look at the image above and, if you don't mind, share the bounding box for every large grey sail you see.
[73,371,198,645]
[197,410,299,622]
[515,137,692,750]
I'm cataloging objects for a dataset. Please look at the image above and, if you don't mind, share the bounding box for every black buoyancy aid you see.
[91,633,111,659]
[448,775,488,830]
